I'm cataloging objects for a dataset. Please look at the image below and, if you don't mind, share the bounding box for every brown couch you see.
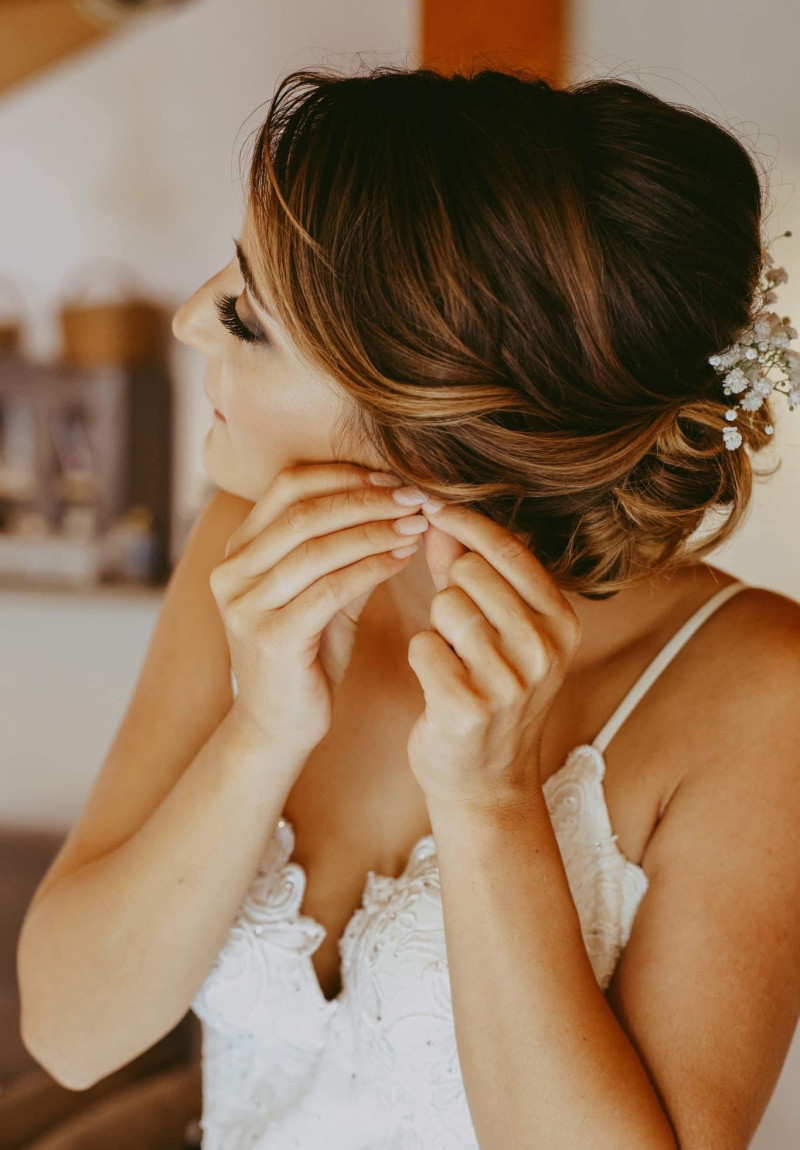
[0,825,203,1150]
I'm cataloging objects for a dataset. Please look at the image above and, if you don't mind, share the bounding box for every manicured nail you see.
[368,472,404,487]
[391,542,419,558]
[421,499,445,514]
[392,486,429,506]
[394,515,429,535]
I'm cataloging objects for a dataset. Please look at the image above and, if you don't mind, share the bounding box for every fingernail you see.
[421,499,445,514]
[394,515,429,535]
[391,542,419,558]
[392,486,429,506]
[368,472,404,487]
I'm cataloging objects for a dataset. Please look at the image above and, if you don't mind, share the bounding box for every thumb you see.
[423,520,468,592]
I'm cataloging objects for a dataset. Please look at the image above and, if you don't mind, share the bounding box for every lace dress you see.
[191,579,749,1149]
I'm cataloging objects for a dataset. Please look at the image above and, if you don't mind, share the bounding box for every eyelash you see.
[213,293,268,345]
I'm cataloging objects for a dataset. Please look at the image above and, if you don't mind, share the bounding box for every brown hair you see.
[243,63,780,599]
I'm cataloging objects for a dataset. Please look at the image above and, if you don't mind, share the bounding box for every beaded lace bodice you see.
[190,580,749,1150]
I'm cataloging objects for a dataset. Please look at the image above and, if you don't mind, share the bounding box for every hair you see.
[242,62,781,599]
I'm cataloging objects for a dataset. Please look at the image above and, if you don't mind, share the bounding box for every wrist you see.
[426,785,549,839]
[226,701,315,779]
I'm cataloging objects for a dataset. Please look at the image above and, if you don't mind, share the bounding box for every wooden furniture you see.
[421,0,569,85]
[0,353,173,588]
[0,1,193,101]
[0,824,202,1150]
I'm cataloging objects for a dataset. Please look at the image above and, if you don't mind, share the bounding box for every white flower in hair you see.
[707,230,799,449]
[722,425,743,450]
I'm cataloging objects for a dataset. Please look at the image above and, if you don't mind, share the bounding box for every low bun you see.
[245,63,783,598]
[545,396,778,600]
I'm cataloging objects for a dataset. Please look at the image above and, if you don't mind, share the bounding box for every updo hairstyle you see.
[243,64,778,598]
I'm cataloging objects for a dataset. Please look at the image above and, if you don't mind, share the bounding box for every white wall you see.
[1,586,162,828]
[1,0,797,1143]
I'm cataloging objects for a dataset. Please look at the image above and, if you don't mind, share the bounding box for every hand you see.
[209,463,430,759]
[406,502,583,811]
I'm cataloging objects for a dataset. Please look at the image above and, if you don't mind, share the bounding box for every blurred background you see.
[1,1,797,1147]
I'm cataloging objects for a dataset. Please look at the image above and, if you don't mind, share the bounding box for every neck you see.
[369,543,720,674]
[367,543,588,654]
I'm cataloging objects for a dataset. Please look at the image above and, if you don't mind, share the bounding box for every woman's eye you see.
[213,293,269,345]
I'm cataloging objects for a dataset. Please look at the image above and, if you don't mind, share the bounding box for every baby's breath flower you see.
[739,390,764,412]
[707,230,797,449]
[722,367,749,394]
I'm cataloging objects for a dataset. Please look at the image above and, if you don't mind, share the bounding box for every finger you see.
[278,547,417,641]
[224,461,375,558]
[428,584,524,700]
[407,628,476,713]
[420,503,566,619]
[443,552,553,680]
[423,520,468,593]
[239,517,425,611]
[228,483,429,582]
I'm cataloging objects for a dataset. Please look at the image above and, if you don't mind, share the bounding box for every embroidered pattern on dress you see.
[190,743,649,1149]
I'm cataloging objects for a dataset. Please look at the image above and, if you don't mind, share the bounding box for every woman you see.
[19,65,800,1150]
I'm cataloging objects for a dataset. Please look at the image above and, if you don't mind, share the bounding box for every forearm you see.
[427,792,678,1150]
[18,704,308,1090]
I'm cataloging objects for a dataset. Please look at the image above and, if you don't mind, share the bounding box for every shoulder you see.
[707,582,800,705]
[675,577,800,710]
[138,486,256,696]
[176,487,255,577]
[717,581,800,757]
[196,487,256,544]
[641,577,800,836]
[647,579,800,862]
[720,580,800,642]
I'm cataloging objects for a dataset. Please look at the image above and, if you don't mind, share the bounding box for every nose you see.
[171,266,229,355]
[171,299,188,344]
[171,288,208,352]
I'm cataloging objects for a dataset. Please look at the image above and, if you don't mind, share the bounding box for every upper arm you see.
[26,487,255,912]
[604,591,800,1150]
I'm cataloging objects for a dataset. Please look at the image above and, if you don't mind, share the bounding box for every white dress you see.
[191,579,749,1149]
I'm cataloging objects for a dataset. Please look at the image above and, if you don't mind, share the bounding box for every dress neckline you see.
[254,579,749,1012]
[273,740,641,1013]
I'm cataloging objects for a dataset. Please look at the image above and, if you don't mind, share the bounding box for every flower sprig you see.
[707,230,799,450]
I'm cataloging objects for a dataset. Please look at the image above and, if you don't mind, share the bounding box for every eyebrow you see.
[233,236,274,319]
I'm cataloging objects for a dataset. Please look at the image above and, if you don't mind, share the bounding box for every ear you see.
[422,519,468,592]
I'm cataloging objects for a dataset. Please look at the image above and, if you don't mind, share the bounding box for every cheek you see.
[221,373,357,490]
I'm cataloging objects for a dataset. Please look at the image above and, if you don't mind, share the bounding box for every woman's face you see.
[171,211,380,501]
[170,209,472,624]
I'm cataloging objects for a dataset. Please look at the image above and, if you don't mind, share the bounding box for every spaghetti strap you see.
[591,580,751,755]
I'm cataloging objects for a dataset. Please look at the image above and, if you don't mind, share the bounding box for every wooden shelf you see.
[0,577,164,601]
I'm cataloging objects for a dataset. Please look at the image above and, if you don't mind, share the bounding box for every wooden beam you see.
[0,1,114,100]
[420,0,569,87]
